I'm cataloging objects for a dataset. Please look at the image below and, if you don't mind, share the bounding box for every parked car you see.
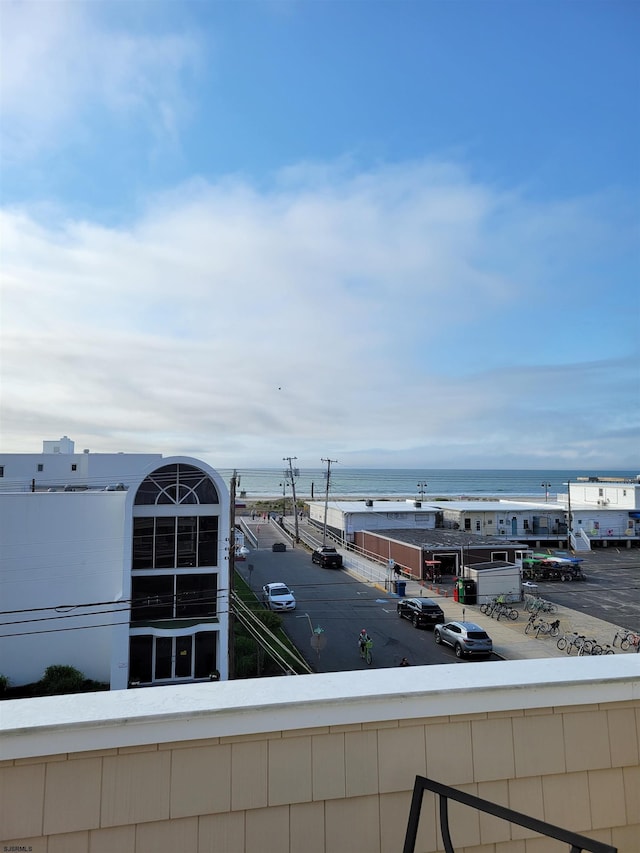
[397,597,444,629]
[434,621,493,658]
[311,546,343,568]
[262,582,296,611]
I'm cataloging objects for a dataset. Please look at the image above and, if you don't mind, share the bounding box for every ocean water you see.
[221,468,639,500]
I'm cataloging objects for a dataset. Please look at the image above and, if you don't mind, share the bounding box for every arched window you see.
[134,464,219,506]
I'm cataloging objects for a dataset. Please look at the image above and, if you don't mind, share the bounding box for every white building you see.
[307,499,437,542]
[0,439,230,690]
[561,476,640,547]
[307,479,640,551]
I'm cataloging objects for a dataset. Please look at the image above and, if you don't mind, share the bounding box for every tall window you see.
[131,574,217,622]
[132,516,218,569]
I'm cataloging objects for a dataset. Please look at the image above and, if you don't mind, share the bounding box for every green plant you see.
[0,674,8,694]
[39,664,86,695]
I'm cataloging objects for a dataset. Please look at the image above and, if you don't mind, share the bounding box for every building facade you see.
[0,441,230,690]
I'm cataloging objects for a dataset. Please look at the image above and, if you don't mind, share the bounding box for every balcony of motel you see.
[1,656,638,853]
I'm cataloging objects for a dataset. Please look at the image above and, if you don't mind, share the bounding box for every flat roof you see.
[309,499,564,513]
[358,529,521,548]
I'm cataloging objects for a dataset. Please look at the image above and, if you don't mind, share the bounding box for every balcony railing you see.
[403,776,616,853]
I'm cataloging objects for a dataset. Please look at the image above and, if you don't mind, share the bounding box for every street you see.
[237,544,496,672]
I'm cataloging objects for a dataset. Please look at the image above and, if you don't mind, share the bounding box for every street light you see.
[417,481,428,501]
[541,482,551,503]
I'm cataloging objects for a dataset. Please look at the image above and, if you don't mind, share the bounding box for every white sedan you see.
[262,582,296,611]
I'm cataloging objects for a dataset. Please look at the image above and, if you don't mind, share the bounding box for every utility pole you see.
[567,479,572,552]
[283,457,300,542]
[228,470,237,680]
[321,458,337,546]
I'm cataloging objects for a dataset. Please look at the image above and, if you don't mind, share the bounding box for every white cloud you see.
[0,0,200,158]
[1,161,638,466]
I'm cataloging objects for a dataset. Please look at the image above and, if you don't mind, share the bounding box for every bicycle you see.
[482,598,519,621]
[613,629,640,652]
[359,638,373,665]
[570,636,596,656]
[525,615,560,638]
[524,595,557,615]
[592,643,615,655]
[556,632,576,651]
[558,632,590,654]
[495,602,519,621]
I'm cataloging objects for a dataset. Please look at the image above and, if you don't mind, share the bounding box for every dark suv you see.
[397,597,445,629]
[311,547,343,569]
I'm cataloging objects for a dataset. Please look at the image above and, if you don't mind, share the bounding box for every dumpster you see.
[394,580,406,597]
[456,578,465,602]
[461,579,477,605]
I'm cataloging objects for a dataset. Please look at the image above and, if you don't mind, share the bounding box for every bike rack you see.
[403,776,617,853]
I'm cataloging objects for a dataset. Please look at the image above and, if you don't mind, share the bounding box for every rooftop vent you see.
[365,499,373,508]
[414,501,422,508]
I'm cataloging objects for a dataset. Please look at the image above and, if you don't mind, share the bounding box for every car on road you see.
[397,597,444,629]
[311,546,343,568]
[434,621,493,658]
[262,582,296,611]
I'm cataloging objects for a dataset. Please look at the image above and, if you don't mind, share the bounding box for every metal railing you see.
[403,776,616,853]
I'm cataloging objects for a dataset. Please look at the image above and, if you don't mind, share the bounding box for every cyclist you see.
[358,629,371,657]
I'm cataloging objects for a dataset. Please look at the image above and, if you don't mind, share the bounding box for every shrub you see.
[40,664,86,695]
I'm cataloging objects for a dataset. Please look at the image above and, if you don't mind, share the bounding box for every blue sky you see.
[1,0,639,469]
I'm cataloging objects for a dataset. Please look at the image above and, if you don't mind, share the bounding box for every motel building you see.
[0,438,230,690]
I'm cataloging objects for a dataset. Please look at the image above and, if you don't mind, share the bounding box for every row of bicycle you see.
[479,597,520,621]
[524,614,640,654]
[479,594,559,621]
[480,595,640,654]
[524,616,613,654]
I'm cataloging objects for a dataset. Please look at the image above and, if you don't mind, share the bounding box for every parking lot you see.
[518,547,640,633]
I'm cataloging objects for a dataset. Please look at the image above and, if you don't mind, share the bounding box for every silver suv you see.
[434,621,493,659]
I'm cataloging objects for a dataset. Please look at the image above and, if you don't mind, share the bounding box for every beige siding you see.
[1,699,639,853]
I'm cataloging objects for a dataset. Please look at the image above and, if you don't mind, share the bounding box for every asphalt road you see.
[520,548,640,634]
[237,544,497,672]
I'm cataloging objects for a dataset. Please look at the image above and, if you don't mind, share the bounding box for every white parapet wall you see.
[1,656,639,853]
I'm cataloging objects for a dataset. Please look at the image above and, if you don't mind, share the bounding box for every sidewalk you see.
[385,577,634,660]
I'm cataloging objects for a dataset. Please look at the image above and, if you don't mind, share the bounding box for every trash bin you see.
[457,578,465,603]
[462,579,477,605]
[394,580,406,597]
